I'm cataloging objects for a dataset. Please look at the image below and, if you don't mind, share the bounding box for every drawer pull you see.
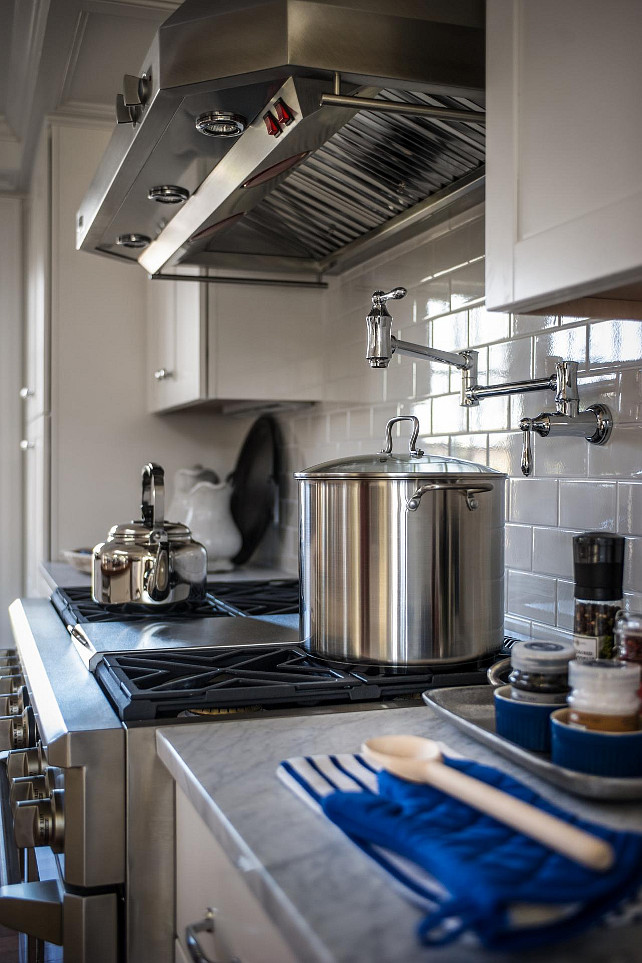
[186,908,241,963]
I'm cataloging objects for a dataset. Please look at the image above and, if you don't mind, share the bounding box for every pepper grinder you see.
[573,532,624,660]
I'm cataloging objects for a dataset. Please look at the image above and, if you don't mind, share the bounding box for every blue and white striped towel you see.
[277,751,642,947]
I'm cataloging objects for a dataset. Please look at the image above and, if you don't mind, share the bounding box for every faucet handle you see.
[520,418,533,476]
[372,287,406,308]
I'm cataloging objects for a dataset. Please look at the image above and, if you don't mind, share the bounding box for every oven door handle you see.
[0,879,62,944]
[0,758,62,943]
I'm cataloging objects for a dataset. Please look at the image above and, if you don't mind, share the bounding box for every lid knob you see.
[380,416,424,458]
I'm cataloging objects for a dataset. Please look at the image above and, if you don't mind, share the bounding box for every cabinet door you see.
[146,271,207,412]
[175,788,300,963]
[22,415,50,597]
[486,0,642,318]
[207,283,325,401]
[24,129,50,423]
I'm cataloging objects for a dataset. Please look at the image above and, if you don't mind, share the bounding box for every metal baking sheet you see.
[423,685,642,801]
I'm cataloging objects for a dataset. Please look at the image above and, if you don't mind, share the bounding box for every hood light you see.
[116,233,150,248]
[195,111,246,138]
[148,185,190,204]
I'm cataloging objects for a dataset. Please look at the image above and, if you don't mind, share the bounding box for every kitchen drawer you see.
[176,787,300,963]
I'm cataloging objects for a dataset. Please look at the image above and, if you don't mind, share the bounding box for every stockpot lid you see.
[295,416,505,480]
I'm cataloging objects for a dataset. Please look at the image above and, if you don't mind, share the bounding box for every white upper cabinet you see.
[486,0,642,318]
[207,282,325,404]
[146,269,207,413]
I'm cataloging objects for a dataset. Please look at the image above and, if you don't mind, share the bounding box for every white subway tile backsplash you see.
[589,319,642,367]
[534,325,587,376]
[509,478,558,526]
[431,310,469,352]
[505,524,532,569]
[511,314,558,337]
[624,536,642,594]
[618,483,642,536]
[270,209,642,634]
[487,432,523,476]
[507,571,557,625]
[432,393,468,435]
[532,528,574,578]
[449,433,488,465]
[556,579,575,631]
[487,338,532,383]
[588,424,642,478]
[559,480,617,530]
[469,305,509,346]
[531,433,588,478]
[530,623,573,644]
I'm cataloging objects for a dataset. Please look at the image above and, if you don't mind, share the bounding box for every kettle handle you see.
[141,463,165,530]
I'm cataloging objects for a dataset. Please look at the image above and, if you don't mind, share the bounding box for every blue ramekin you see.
[550,708,642,777]
[494,685,566,752]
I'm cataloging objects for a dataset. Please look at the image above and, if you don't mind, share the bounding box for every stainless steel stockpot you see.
[92,463,207,607]
[295,416,506,665]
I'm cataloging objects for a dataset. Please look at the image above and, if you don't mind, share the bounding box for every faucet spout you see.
[366,287,406,368]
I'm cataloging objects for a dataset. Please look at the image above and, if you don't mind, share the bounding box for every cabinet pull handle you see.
[153,368,174,381]
[19,441,35,451]
[186,908,242,963]
[19,387,34,400]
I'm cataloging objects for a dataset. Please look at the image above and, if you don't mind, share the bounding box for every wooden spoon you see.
[361,735,614,873]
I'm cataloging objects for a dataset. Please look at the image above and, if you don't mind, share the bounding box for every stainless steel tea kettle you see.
[92,463,208,607]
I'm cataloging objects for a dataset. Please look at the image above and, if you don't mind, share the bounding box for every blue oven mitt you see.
[320,756,642,952]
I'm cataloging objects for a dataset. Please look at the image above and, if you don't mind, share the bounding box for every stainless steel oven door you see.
[0,755,119,962]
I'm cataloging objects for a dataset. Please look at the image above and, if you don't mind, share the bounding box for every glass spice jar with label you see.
[572,532,624,660]
[567,659,640,732]
[615,612,642,697]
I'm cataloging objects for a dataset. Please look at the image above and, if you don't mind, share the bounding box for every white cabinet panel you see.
[486,0,642,318]
[22,414,50,598]
[146,271,207,412]
[24,128,50,423]
[208,283,325,402]
[176,787,300,963]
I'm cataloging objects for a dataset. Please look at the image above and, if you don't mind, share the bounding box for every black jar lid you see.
[573,532,624,601]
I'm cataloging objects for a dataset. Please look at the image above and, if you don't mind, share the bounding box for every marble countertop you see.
[157,703,642,963]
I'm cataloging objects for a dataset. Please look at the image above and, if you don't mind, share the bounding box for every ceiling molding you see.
[58,11,90,109]
[5,0,52,140]
[52,102,116,125]
[82,0,179,19]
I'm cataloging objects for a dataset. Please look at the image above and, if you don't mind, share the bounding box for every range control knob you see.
[10,706,36,750]
[6,744,46,781]
[0,674,24,695]
[0,685,28,717]
[10,768,61,811]
[14,790,64,852]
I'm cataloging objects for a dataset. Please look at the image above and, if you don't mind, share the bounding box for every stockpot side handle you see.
[141,463,165,530]
[406,482,494,513]
[380,416,424,458]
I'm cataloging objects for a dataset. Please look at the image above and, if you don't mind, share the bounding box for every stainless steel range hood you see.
[76,0,485,279]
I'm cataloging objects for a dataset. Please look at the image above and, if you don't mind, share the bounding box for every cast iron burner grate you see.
[50,580,300,625]
[95,644,503,721]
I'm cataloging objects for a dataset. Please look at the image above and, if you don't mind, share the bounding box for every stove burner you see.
[95,644,501,721]
[51,579,300,625]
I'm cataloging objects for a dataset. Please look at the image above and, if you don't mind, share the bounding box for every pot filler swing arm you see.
[366,288,612,476]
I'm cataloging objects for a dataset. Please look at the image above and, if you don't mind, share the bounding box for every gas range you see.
[50,582,506,721]
[3,582,514,963]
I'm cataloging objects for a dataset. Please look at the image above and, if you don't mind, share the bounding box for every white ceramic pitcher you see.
[184,479,242,572]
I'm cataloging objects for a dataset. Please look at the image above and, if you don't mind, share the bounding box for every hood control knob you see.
[14,790,64,852]
[6,744,47,781]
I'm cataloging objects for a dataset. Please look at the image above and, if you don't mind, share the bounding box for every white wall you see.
[265,204,642,642]
[0,196,23,640]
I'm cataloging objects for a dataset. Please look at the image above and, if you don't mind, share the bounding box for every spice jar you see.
[567,659,640,732]
[572,532,624,659]
[508,640,575,704]
[615,612,642,697]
